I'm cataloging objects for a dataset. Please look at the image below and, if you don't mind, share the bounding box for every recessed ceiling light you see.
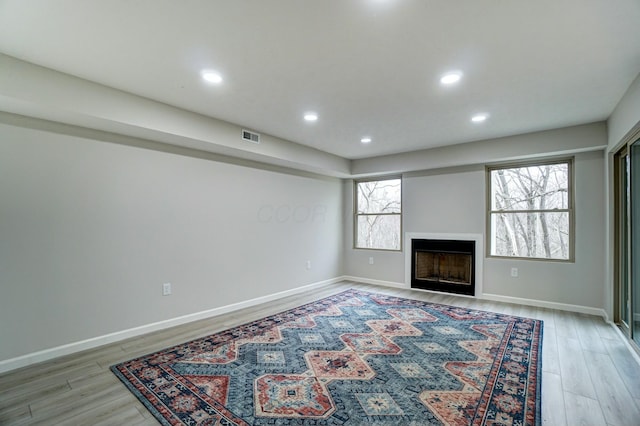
[471,113,489,123]
[304,112,318,122]
[440,71,462,85]
[360,137,372,144]
[201,70,223,84]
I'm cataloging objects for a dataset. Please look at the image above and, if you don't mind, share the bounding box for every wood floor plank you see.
[535,308,556,328]
[557,336,597,399]
[29,380,126,419]
[137,405,153,419]
[575,314,609,354]
[480,301,500,315]
[563,391,608,426]
[27,393,136,426]
[0,403,31,425]
[0,281,638,425]
[0,381,71,412]
[582,349,640,425]
[68,368,118,389]
[93,405,146,426]
[603,336,640,399]
[0,361,99,399]
[592,318,623,340]
[519,305,538,320]
[0,362,100,406]
[131,416,161,426]
[49,343,127,370]
[554,310,579,339]
[542,371,567,426]
[506,303,523,317]
[495,302,513,315]
[541,325,561,375]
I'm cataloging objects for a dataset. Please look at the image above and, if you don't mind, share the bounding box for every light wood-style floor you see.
[2,281,640,425]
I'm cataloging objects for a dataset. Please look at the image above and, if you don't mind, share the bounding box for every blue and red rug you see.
[111,289,542,425]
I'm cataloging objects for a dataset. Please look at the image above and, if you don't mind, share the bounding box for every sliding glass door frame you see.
[614,146,631,337]
[630,139,640,346]
[614,133,640,350]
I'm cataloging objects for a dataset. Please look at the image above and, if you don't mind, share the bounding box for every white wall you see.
[0,120,343,363]
[345,151,606,311]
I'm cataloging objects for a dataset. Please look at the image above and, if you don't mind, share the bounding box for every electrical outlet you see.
[162,282,172,296]
[369,257,374,265]
[306,260,311,270]
[510,268,518,278]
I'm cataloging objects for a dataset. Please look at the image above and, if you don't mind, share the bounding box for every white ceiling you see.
[1,0,639,160]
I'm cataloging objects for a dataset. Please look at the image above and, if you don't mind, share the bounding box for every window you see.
[355,177,402,250]
[487,159,573,260]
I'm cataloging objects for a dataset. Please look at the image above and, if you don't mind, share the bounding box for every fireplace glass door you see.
[415,252,472,285]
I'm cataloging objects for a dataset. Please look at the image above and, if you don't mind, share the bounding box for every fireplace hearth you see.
[411,239,476,296]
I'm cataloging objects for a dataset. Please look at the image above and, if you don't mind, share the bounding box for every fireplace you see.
[411,239,476,296]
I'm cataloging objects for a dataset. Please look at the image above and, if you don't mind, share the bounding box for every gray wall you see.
[0,121,343,362]
[484,150,605,307]
[345,148,606,309]
[0,54,351,177]
[352,122,606,177]
[608,72,640,150]
[0,92,620,364]
[605,72,640,319]
[343,166,485,284]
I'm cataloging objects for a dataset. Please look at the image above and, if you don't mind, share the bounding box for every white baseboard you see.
[343,275,608,320]
[342,275,406,289]
[0,275,614,374]
[481,293,608,321]
[0,277,344,374]
[343,276,479,299]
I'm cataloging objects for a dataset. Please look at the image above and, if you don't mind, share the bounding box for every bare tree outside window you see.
[488,160,572,260]
[355,178,402,250]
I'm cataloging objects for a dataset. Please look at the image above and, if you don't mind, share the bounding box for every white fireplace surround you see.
[404,232,484,297]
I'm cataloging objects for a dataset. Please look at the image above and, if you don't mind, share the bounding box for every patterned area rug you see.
[111,289,542,425]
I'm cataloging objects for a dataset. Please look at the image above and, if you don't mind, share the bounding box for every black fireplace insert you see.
[411,239,475,296]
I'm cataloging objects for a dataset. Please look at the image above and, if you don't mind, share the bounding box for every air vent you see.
[242,129,260,144]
